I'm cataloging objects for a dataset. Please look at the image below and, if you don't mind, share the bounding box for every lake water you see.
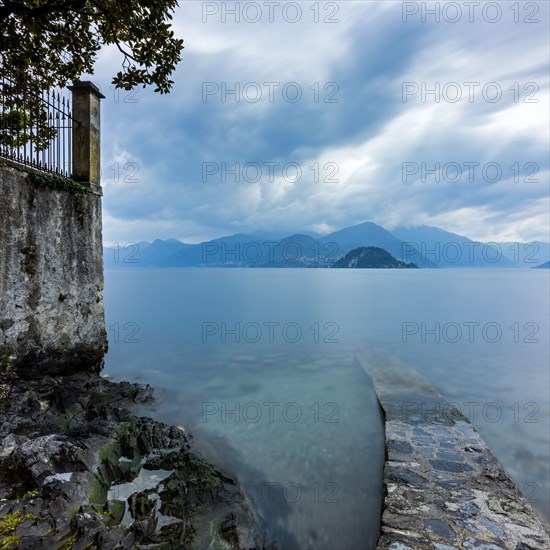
[103,268,550,548]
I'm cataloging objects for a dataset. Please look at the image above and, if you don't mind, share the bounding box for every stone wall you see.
[0,163,107,378]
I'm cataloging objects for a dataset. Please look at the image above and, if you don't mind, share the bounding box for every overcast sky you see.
[87,1,549,245]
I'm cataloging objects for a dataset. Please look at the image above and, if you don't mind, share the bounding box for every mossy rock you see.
[128,492,155,522]
[105,500,126,526]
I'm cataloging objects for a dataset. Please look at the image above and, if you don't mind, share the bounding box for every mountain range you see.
[103,222,550,269]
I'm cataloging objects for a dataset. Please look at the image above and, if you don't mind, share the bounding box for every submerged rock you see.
[0,373,274,549]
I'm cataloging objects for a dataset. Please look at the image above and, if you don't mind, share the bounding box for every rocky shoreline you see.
[0,371,274,549]
[4,352,548,550]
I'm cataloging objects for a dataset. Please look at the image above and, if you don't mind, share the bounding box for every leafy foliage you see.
[0,92,58,152]
[28,170,91,195]
[0,0,184,95]
[0,110,31,148]
[0,1,182,155]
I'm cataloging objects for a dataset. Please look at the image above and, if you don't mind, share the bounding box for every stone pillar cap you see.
[68,81,106,100]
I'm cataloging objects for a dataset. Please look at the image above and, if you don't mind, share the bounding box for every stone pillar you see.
[68,81,105,195]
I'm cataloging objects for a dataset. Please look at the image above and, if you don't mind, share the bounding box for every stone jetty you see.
[358,352,550,550]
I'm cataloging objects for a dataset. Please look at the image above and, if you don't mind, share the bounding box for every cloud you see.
[85,1,548,243]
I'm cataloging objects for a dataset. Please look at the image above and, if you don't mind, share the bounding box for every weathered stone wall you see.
[0,163,107,378]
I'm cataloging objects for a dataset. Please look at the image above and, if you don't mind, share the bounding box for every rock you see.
[388,440,413,455]
[0,373,271,549]
[462,537,502,550]
[429,460,473,473]
[386,467,427,486]
[11,435,86,484]
[424,519,456,539]
[0,433,29,458]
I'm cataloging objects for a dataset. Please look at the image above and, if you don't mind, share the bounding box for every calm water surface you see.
[103,268,550,547]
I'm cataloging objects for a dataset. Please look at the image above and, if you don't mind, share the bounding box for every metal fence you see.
[0,66,75,177]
